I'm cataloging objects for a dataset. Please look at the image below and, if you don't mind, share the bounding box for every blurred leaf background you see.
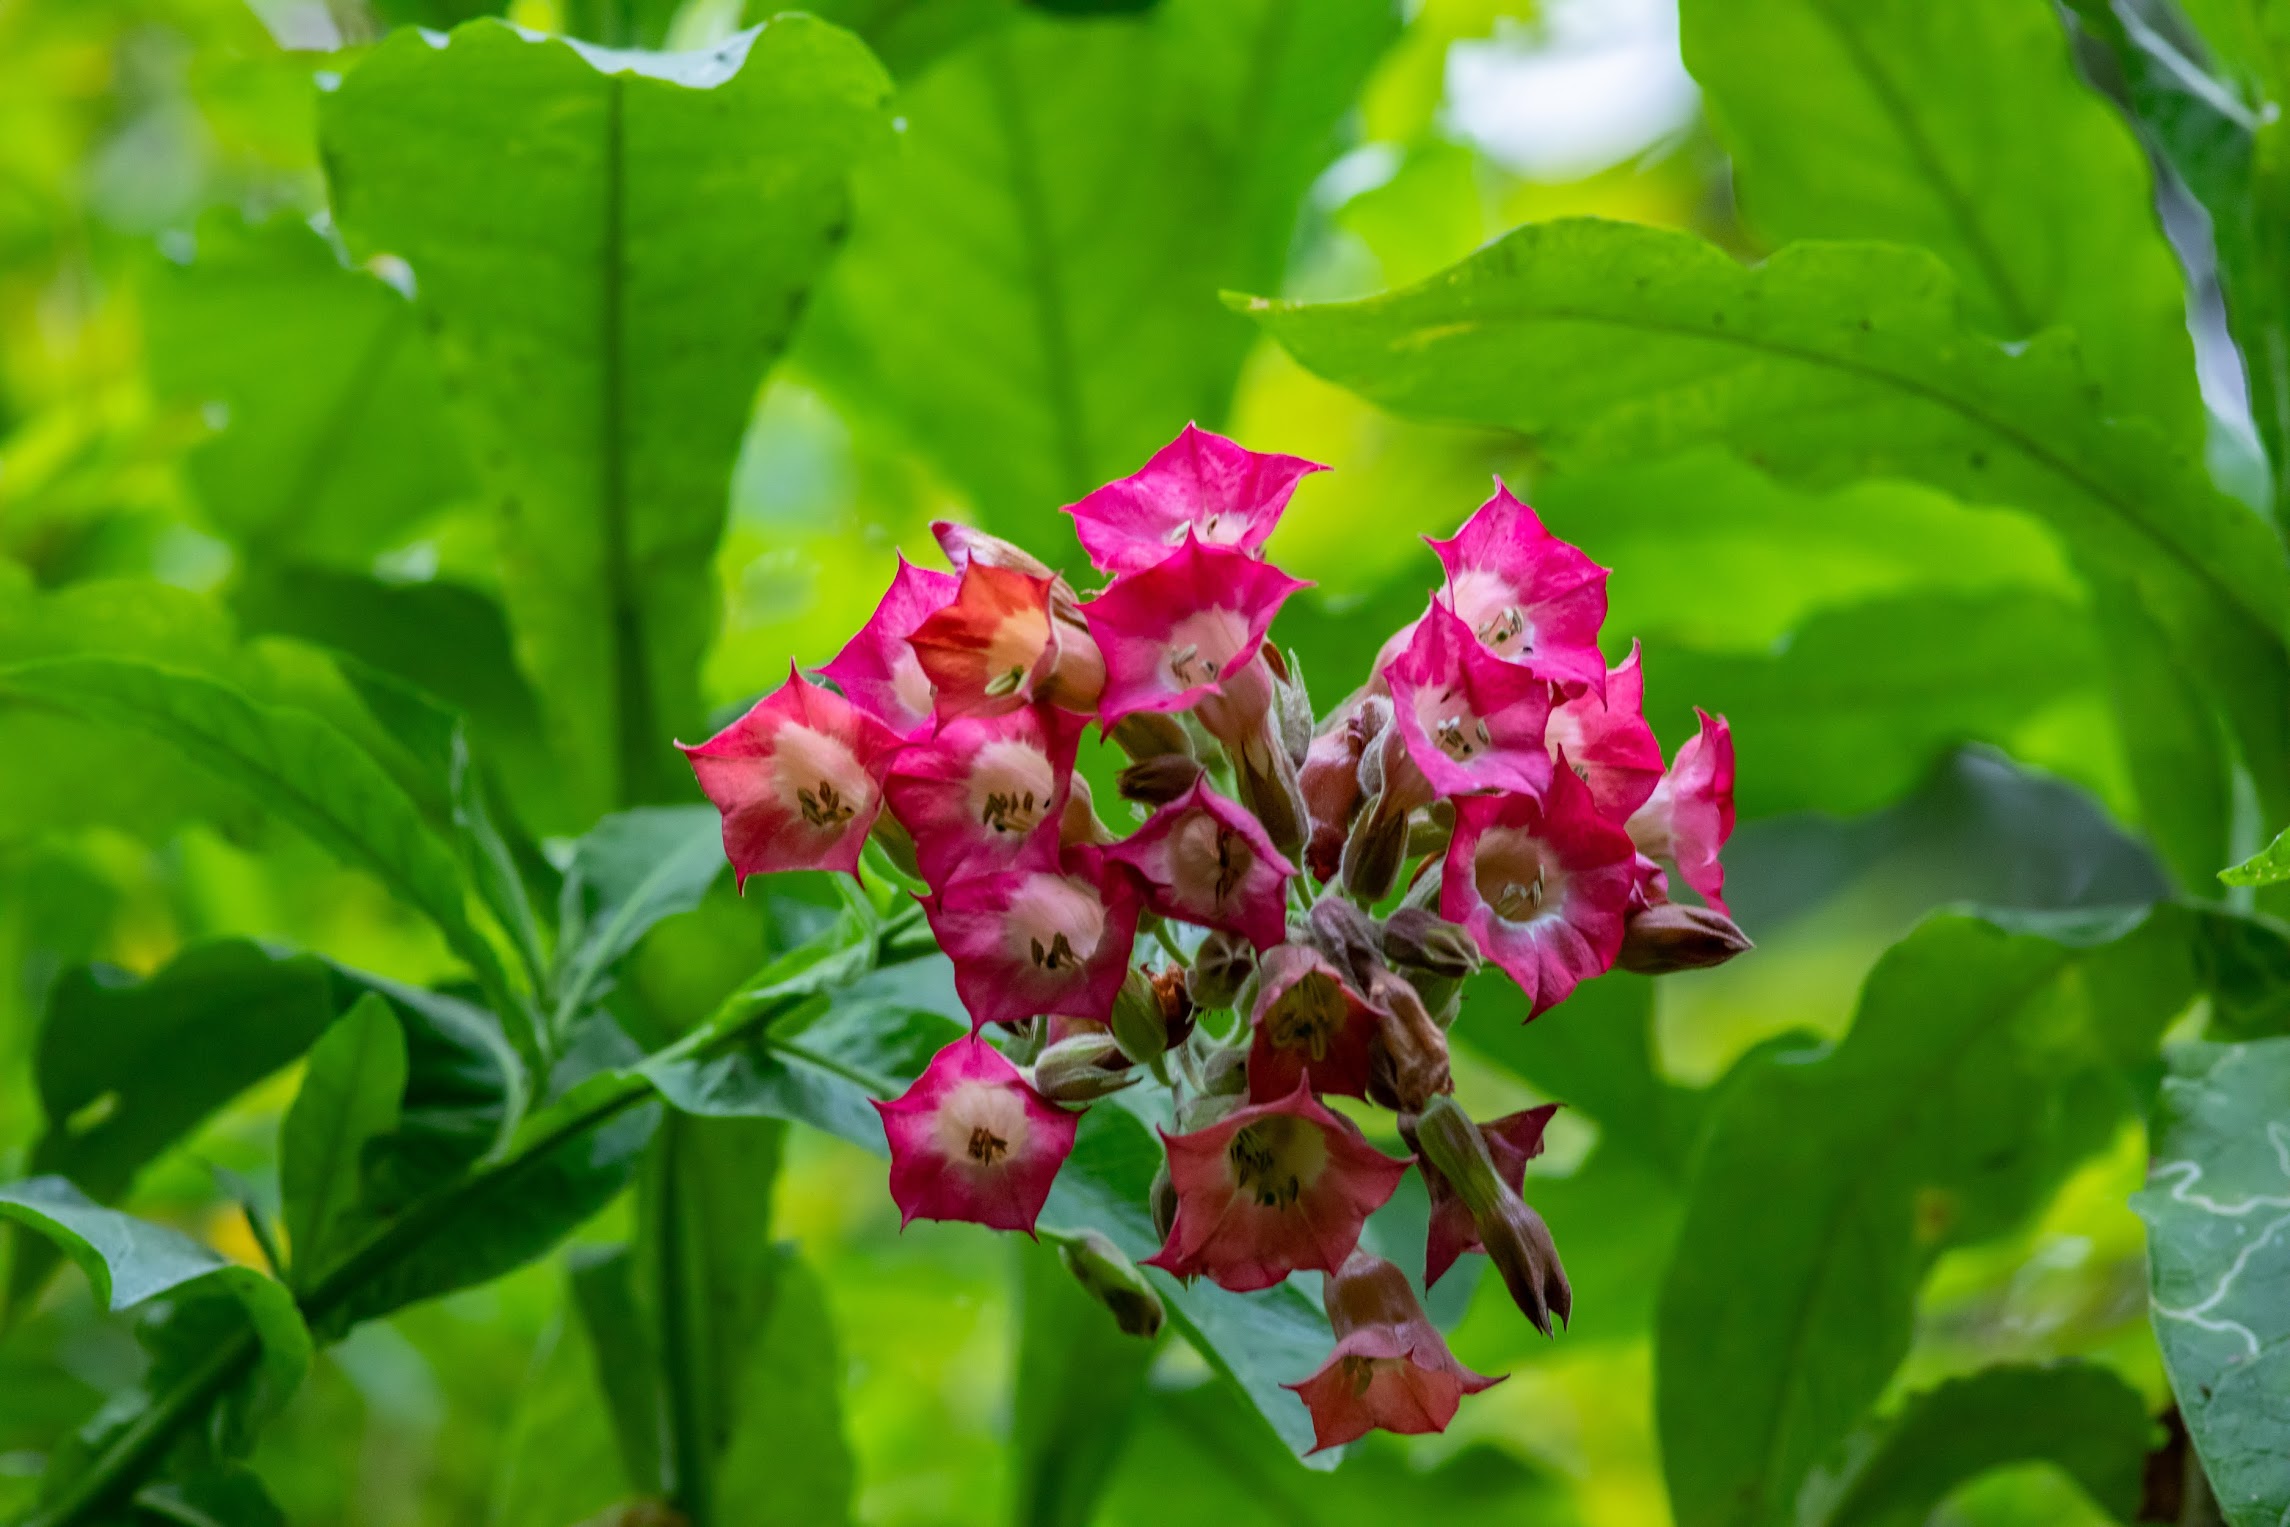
[0,0,2276,1522]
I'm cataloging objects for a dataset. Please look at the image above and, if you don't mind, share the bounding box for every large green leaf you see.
[1681,0,2199,441]
[711,1246,856,1526]
[1640,590,2106,821]
[1010,1234,1157,1527]
[321,17,894,814]
[1798,1362,2153,1527]
[143,214,476,565]
[0,657,524,1031]
[1656,909,2202,1527]
[2134,1037,2290,1527]
[1243,221,2290,824]
[800,0,1397,550]
[280,995,407,1291]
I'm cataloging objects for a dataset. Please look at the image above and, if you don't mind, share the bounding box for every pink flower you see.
[1421,1104,1558,1287]
[921,851,1141,1030]
[907,561,1105,720]
[883,703,1086,887]
[1144,1081,1408,1292]
[679,665,905,887]
[1627,709,1736,914]
[1061,423,1327,575]
[1245,944,1381,1101]
[1080,535,1310,727]
[1427,483,1608,695]
[817,554,957,739]
[1286,1250,1502,1451]
[1103,780,1296,951]
[873,1038,1077,1233]
[1543,640,1666,822]
[1441,765,1637,1017]
[1383,600,1554,802]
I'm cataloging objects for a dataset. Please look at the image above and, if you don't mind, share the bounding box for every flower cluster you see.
[681,425,1748,1450]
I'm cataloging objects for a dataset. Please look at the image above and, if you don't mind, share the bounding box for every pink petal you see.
[872,1037,1077,1233]
[1245,944,1382,1102]
[883,703,1086,887]
[1427,482,1609,696]
[1545,641,1666,821]
[1102,779,1296,951]
[920,855,1141,1030]
[818,555,958,739]
[1079,534,1311,727]
[1384,600,1554,802]
[1062,423,1327,575]
[1630,708,1736,914]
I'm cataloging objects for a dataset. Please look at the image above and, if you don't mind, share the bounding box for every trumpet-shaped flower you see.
[1442,765,1637,1017]
[1080,535,1310,727]
[907,561,1105,719]
[1245,944,1381,1101]
[921,852,1141,1030]
[883,703,1086,887]
[1543,641,1666,822]
[1103,780,1296,951]
[873,1038,1077,1233]
[818,555,958,739]
[1062,423,1327,574]
[679,665,905,887]
[1627,709,1736,913]
[1286,1250,1502,1451]
[1144,1082,1408,1292]
[1427,483,1608,695]
[1383,600,1554,803]
[1421,1104,1558,1287]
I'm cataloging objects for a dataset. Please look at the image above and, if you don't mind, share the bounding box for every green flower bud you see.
[1382,907,1482,981]
[1187,929,1257,1010]
[1110,967,1169,1067]
[1028,1034,1137,1102]
[1108,711,1193,762]
[1057,1229,1165,1340]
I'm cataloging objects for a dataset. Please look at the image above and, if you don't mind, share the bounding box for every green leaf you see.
[1242,221,2290,811]
[565,1246,664,1499]
[1799,1361,2153,1527]
[800,0,1397,550]
[143,213,476,565]
[280,995,408,1291]
[1640,590,2107,820]
[135,1466,289,1527]
[1010,1234,1158,1527]
[1680,0,2200,441]
[2133,1037,2290,1527]
[489,1269,643,1527]
[553,805,727,1035]
[0,656,527,1036]
[2221,825,2290,887]
[321,17,895,813]
[712,1246,856,1526]
[1656,908,2203,1527]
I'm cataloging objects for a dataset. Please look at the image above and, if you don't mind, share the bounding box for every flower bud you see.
[1272,648,1315,768]
[1057,1228,1165,1339]
[1617,901,1753,974]
[1118,752,1205,807]
[933,519,1057,581]
[1028,1033,1137,1102]
[1060,773,1117,847]
[1307,897,1386,991]
[1188,929,1257,1010]
[1341,792,1410,903]
[1151,963,1197,1047]
[1109,711,1193,763]
[1197,1040,1250,1098]
[1150,1158,1178,1241]
[1110,967,1169,1067]
[1365,969,1451,1113]
[1301,696,1385,882]
[1382,908,1481,981]
[868,810,922,880]
[1409,1096,1570,1334]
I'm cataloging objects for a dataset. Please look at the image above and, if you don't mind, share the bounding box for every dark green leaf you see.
[134,1465,288,1527]
[1009,1234,1157,1527]
[280,994,407,1291]
[143,214,477,566]
[1656,908,2201,1527]
[1681,0,2200,440]
[2133,1037,2290,1527]
[321,18,895,812]
[566,1246,665,1498]
[1799,1361,2153,1527]
[491,1269,643,1527]
[0,656,526,1034]
[801,0,1397,550]
[553,805,727,1035]
[712,1247,855,1525]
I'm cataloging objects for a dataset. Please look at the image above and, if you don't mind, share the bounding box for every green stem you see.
[23,912,932,1527]
[1152,924,1191,969]
[654,1120,713,1526]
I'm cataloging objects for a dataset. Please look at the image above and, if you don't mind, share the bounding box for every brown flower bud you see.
[1029,1033,1137,1102]
[1060,773,1117,847]
[1057,1228,1165,1340]
[932,519,1057,580]
[1382,907,1482,981]
[1108,710,1193,763]
[1300,696,1385,882]
[1197,1040,1249,1098]
[1231,726,1311,860]
[1187,929,1257,1009]
[1365,969,1452,1112]
[1617,902,1753,974]
[1118,752,1205,807]
[1341,792,1410,904]
[1150,1158,1178,1242]
[1308,897,1386,991]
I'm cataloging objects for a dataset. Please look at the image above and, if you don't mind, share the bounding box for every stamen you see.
[798,780,856,828]
[966,1125,1009,1165]
[984,665,1028,697]
[1227,1123,1304,1209]
[1029,931,1080,971]
[1477,605,1530,653]
[979,789,1042,834]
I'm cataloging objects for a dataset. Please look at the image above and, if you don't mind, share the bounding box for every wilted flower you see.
[1442,765,1637,1016]
[1062,423,1326,574]
[679,665,905,886]
[817,554,957,739]
[1145,1081,1408,1291]
[873,1038,1078,1233]
[1080,535,1309,726]
[882,703,1086,886]
[1627,708,1736,913]
[1105,780,1297,952]
[921,853,1141,1030]
[1418,1103,1559,1287]
[1427,482,1608,695]
[1543,640,1667,821]
[1246,944,1381,1101]
[1285,1250,1502,1451]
